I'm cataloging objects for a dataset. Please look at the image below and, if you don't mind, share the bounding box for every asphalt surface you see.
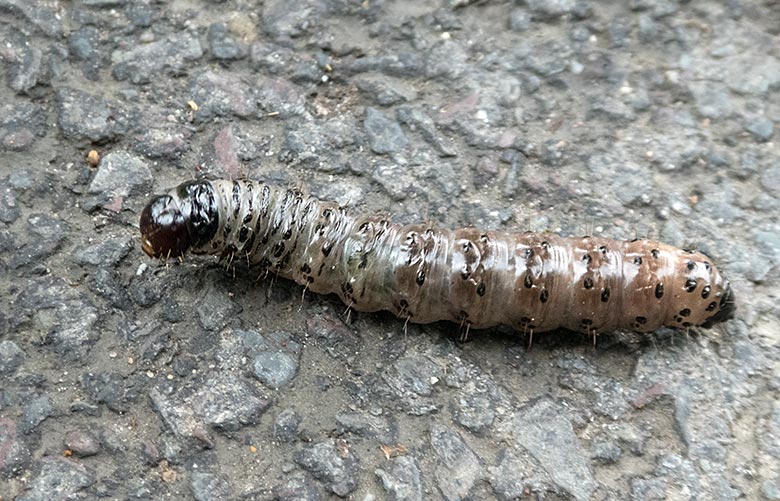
[1,0,779,499]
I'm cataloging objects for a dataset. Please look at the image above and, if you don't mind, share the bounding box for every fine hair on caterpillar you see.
[139,179,736,336]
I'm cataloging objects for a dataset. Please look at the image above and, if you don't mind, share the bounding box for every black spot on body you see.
[239,226,249,242]
[524,248,534,259]
[540,289,549,303]
[635,316,647,324]
[706,301,717,311]
[687,260,696,270]
[651,249,660,258]
[685,279,697,292]
[633,256,643,265]
[477,282,486,296]
[583,254,592,264]
[322,243,332,257]
[679,308,691,317]
[272,242,285,258]
[416,270,425,286]
[701,285,711,299]
[581,318,593,326]
[601,287,610,302]
[524,273,533,288]
[655,283,664,299]
[400,299,409,309]
[301,263,311,274]
[583,277,594,289]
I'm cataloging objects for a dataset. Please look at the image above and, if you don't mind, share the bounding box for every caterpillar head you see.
[140,180,219,258]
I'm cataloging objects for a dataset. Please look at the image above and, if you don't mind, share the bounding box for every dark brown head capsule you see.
[139,180,219,258]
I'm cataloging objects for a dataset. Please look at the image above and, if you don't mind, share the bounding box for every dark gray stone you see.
[510,397,595,500]
[188,71,256,121]
[688,82,732,119]
[396,106,457,157]
[355,76,416,106]
[233,329,301,388]
[196,286,242,332]
[21,395,51,434]
[56,88,132,142]
[0,418,31,476]
[72,236,133,267]
[336,411,398,445]
[745,117,775,142]
[10,214,65,269]
[0,180,20,222]
[208,23,246,60]
[365,107,408,155]
[0,0,64,37]
[0,101,46,151]
[64,429,101,457]
[150,372,270,439]
[272,474,322,501]
[190,471,232,501]
[273,408,301,443]
[3,27,43,93]
[527,0,576,21]
[80,371,136,413]
[112,31,203,84]
[68,26,106,79]
[430,424,481,500]
[294,439,359,497]
[87,151,152,202]
[255,76,308,117]
[262,0,325,38]
[382,355,442,415]
[591,436,622,464]
[0,340,25,376]
[16,459,93,500]
[13,277,99,358]
[375,455,423,501]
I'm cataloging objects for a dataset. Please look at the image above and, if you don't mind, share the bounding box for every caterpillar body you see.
[139,179,735,335]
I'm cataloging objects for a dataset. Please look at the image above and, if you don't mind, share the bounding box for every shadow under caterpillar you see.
[139,179,735,336]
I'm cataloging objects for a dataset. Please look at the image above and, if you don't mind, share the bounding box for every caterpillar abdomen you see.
[140,179,735,335]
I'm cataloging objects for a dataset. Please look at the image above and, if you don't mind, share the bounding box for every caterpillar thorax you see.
[140,179,735,335]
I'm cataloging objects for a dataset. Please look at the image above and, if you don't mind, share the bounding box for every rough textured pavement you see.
[1,0,779,499]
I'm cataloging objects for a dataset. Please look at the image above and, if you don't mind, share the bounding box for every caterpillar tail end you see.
[139,180,220,259]
[701,283,736,328]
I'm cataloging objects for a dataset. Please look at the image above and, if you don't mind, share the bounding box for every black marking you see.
[416,270,426,286]
[651,249,660,258]
[581,318,593,326]
[524,248,534,259]
[583,253,592,264]
[322,243,332,257]
[239,226,249,242]
[701,285,711,299]
[635,316,647,325]
[583,277,594,289]
[655,283,664,299]
[679,308,691,317]
[477,282,486,296]
[599,245,608,255]
[601,287,610,302]
[399,299,409,309]
[540,289,549,303]
[685,279,697,292]
[524,273,533,288]
[272,242,285,258]
[686,260,696,271]
[633,256,643,265]
[706,301,717,311]
[301,263,311,274]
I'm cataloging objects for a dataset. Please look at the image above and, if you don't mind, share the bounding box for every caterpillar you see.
[139,179,735,336]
